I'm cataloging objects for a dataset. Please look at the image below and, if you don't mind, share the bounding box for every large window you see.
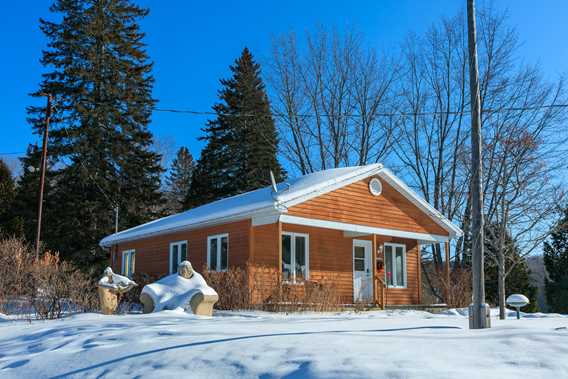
[169,241,188,274]
[121,250,135,278]
[384,243,406,288]
[282,232,309,282]
[208,234,228,272]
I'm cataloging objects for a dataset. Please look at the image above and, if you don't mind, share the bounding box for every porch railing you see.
[375,276,386,309]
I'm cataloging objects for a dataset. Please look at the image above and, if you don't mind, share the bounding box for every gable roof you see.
[100,164,462,247]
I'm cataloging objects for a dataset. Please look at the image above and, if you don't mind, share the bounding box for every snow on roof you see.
[100,164,462,247]
[100,165,381,247]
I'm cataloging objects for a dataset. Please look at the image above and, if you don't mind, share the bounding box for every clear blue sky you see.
[1,0,567,173]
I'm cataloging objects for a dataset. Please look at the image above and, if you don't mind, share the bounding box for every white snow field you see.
[0,309,567,379]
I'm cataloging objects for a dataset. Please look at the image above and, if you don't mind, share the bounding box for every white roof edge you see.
[99,206,276,248]
[279,215,450,242]
[377,168,464,238]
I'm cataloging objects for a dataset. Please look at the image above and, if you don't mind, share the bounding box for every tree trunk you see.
[498,252,506,320]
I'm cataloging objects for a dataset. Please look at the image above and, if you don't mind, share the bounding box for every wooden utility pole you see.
[35,94,53,260]
[467,0,490,329]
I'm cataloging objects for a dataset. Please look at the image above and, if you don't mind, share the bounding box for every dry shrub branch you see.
[0,237,98,319]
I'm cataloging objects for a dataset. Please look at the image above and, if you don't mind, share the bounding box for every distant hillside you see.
[527,255,548,312]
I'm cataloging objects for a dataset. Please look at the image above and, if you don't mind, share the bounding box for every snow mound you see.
[97,267,137,291]
[141,272,217,313]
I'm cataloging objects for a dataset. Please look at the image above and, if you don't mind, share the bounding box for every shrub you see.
[0,238,98,319]
[202,266,251,310]
[429,267,472,308]
[30,251,98,319]
[0,237,32,312]
[264,280,341,312]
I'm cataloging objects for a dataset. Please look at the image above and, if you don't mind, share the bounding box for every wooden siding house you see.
[100,164,462,307]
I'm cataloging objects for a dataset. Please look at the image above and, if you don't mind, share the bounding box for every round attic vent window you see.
[369,178,382,196]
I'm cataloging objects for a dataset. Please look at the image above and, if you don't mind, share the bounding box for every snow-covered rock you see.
[97,267,137,293]
[140,265,217,313]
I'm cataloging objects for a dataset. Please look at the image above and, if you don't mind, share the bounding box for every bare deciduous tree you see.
[269,28,399,174]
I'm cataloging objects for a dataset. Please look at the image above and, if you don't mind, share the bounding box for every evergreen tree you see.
[10,146,50,242]
[185,48,285,208]
[26,0,162,268]
[0,159,19,238]
[484,223,538,312]
[165,147,194,213]
[543,207,568,313]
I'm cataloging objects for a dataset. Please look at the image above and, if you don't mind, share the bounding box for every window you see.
[384,243,406,288]
[121,250,135,278]
[208,234,228,272]
[282,232,309,282]
[169,241,188,274]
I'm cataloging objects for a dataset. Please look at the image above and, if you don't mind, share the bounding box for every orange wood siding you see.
[249,222,421,305]
[377,236,420,305]
[288,178,448,236]
[112,219,251,278]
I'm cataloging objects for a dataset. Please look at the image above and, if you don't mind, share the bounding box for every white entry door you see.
[353,240,373,302]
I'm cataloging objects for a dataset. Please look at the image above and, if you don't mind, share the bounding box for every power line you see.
[154,103,568,119]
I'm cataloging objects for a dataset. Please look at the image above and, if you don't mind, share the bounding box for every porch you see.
[252,215,452,307]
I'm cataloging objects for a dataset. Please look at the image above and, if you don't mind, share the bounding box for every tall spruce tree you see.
[543,207,568,313]
[0,159,19,238]
[185,48,284,209]
[25,0,162,268]
[165,147,195,213]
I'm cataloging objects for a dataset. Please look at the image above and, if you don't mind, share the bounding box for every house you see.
[100,164,462,306]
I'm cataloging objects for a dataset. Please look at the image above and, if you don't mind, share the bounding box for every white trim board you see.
[279,215,450,243]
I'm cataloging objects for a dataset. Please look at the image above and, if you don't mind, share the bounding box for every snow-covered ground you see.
[0,309,567,378]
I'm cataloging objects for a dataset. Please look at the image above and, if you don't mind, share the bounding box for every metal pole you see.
[467,0,490,329]
[34,94,52,261]
[115,205,119,234]
[444,241,450,303]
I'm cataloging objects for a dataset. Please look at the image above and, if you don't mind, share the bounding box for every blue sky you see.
[1,0,567,173]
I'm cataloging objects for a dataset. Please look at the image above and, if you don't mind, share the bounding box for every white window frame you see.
[207,234,229,272]
[384,243,407,289]
[282,232,310,283]
[121,249,135,278]
[169,240,188,274]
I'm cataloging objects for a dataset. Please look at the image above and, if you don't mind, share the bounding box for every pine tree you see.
[185,48,285,209]
[0,159,18,238]
[165,147,195,214]
[543,207,568,313]
[25,0,162,268]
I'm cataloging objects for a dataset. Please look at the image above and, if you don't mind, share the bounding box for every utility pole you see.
[467,0,490,329]
[35,94,53,260]
[115,205,119,234]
